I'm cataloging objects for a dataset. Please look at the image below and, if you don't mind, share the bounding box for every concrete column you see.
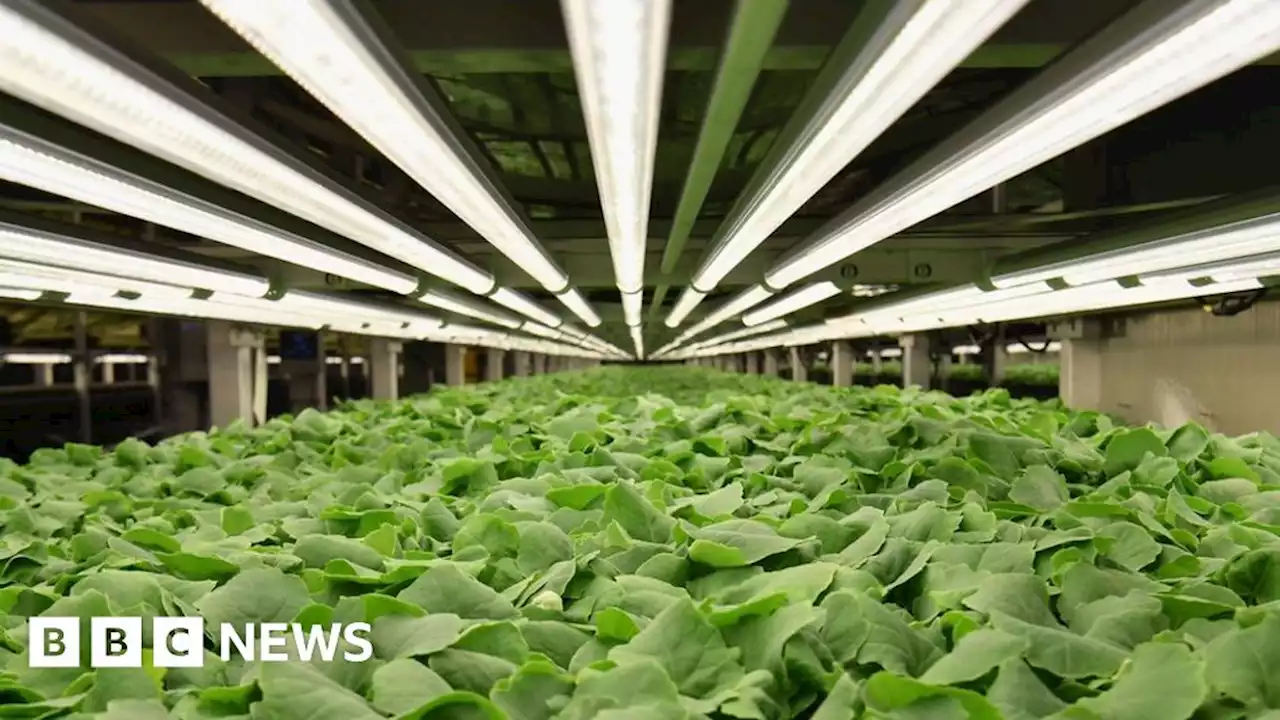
[100,361,114,385]
[1052,319,1107,410]
[832,341,853,387]
[38,363,55,386]
[315,340,328,410]
[990,344,1009,386]
[763,349,780,376]
[532,353,547,375]
[512,351,531,377]
[871,349,883,375]
[369,338,402,401]
[445,344,466,386]
[207,321,266,428]
[900,334,932,389]
[485,347,505,382]
[1060,338,1104,410]
[73,312,91,442]
[985,326,1009,386]
[744,352,760,374]
[789,347,807,382]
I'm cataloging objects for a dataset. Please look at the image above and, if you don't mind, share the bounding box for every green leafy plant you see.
[0,366,1277,718]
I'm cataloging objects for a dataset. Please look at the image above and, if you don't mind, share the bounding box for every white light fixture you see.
[62,292,326,329]
[97,353,149,364]
[218,290,441,329]
[562,0,670,298]
[762,0,1280,291]
[677,285,775,341]
[621,291,644,327]
[665,288,706,328]
[556,288,603,327]
[489,288,564,328]
[520,321,569,342]
[0,258,196,299]
[992,212,1280,289]
[0,287,43,301]
[417,288,522,329]
[674,0,1031,324]
[0,132,413,294]
[826,277,1263,340]
[741,281,841,327]
[198,0,601,326]
[682,318,790,352]
[0,218,271,298]
[0,2,494,295]
[2,352,71,364]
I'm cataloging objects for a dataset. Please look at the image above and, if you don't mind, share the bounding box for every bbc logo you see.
[30,617,205,668]
[29,617,373,668]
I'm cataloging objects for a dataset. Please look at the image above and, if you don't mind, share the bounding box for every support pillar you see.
[1059,339,1104,410]
[984,326,1009,386]
[789,347,807,382]
[831,340,853,387]
[369,338,402,401]
[445,344,466,386]
[485,347,505,382]
[532,354,547,375]
[512,351,531,377]
[900,334,932,389]
[207,321,267,428]
[100,360,114,385]
[763,349,780,376]
[38,363,54,387]
[74,311,91,442]
[1051,319,1105,410]
[744,352,760,374]
[315,336,329,410]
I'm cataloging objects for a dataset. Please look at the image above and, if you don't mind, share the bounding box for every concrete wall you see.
[1083,300,1280,436]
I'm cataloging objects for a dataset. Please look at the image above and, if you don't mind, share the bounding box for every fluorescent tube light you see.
[678,318,791,356]
[992,211,1280,289]
[677,285,775,341]
[557,288,602,328]
[490,288,563,328]
[417,289,522,329]
[62,292,327,329]
[0,131,412,294]
[763,0,1280,291]
[0,1,494,295]
[0,257,196,299]
[679,0,1030,320]
[0,218,271,298]
[742,281,841,327]
[2,352,71,364]
[828,277,1263,339]
[665,288,706,328]
[199,0,589,317]
[0,287,43,301]
[561,0,670,297]
[621,291,643,327]
[98,353,148,364]
[520,322,568,342]
[271,292,441,328]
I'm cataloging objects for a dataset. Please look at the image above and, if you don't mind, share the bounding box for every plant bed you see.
[0,367,1277,719]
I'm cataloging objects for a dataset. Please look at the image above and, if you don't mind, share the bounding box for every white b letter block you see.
[91,617,142,668]
[28,617,80,668]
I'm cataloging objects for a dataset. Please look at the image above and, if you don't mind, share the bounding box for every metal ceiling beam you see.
[159,44,1089,78]
[650,0,789,320]
[75,0,1280,75]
